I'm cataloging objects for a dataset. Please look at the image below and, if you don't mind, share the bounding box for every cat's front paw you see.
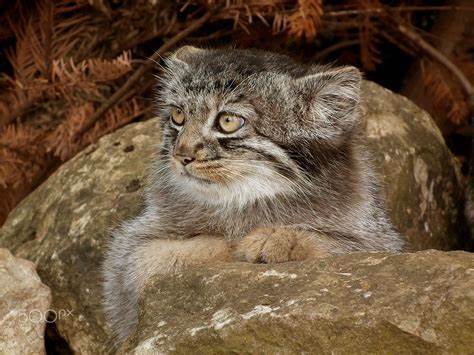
[236,227,327,263]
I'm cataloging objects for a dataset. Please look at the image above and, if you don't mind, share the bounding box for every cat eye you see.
[218,113,245,134]
[170,107,185,126]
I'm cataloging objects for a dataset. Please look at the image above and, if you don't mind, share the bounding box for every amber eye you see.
[218,114,245,133]
[170,107,185,126]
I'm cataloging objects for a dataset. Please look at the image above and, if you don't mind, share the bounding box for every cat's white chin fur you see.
[171,164,293,209]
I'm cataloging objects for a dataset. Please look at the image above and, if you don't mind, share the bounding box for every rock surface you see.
[0,122,155,354]
[0,248,51,354]
[0,81,465,353]
[362,82,464,250]
[124,251,474,354]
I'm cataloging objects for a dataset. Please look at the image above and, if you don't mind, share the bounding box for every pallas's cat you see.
[103,46,404,345]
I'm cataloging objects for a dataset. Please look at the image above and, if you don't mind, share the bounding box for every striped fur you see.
[102,47,405,346]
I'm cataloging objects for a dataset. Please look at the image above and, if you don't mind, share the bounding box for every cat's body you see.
[103,47,405,346]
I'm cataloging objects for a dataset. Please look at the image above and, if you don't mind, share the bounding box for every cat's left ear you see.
[294,66,362,141]
[170,45,206,64]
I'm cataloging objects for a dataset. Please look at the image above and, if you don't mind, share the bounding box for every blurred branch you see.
[325,5,474,17]
[313,39,360,61]
[456,126,474,137]
[74,11,212,140]
[381,31,416,56]
[188,29,234,42]
[395,22,474,112]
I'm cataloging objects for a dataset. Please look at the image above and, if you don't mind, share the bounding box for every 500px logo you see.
[17,309,73,323]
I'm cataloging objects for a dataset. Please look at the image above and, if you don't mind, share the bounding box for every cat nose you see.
[174,154,195,166]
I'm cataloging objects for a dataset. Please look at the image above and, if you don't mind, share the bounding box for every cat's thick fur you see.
[102,46,405,345]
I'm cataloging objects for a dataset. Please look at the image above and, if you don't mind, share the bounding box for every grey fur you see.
[102,47,405,346]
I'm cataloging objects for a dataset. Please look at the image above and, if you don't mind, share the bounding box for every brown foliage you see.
[0,0,150,223]
[0,0,472,224]
[421,59,470,126]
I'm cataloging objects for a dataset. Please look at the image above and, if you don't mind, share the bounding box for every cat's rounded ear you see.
[294,66,362,142]
[170,45,206,64]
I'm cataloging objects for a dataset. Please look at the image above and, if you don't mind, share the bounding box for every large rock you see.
[124,251,474,354]
[0,122,155,354]
[362,82,464,250]
[0,81,465,352]
[0,248,51,354]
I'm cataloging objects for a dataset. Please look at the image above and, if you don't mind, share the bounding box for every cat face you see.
[155,46,361,208]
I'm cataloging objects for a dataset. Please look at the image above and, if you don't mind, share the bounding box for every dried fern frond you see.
[84,98,147,145]
[421,59,470,126]
[46,97,146,161]
[87,51,133,82]
[215,1,292,36]
[0,1,139,223]
[46,103,94,161]
[0,81,44,126]
[0,124,47,188]
[287,0,323,40]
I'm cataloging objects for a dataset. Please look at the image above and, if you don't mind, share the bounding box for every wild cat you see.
[102,46,404,345]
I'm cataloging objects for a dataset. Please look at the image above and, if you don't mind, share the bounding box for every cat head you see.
[155,46,362,208]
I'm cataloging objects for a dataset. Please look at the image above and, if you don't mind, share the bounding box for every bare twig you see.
[188,29,234,42]
[380,31,416,57]
[74,11,212,140]
[456,125,474,138]
[325,5,474,17]
[313,39,360,61]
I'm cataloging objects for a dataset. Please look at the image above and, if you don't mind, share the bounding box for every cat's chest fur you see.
[154,191,299,240]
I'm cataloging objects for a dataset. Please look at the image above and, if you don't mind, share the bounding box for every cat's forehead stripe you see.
[181,74,240,93]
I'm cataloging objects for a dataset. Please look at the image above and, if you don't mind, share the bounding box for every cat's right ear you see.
[293,66,362,143]
[169,46,206,64]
